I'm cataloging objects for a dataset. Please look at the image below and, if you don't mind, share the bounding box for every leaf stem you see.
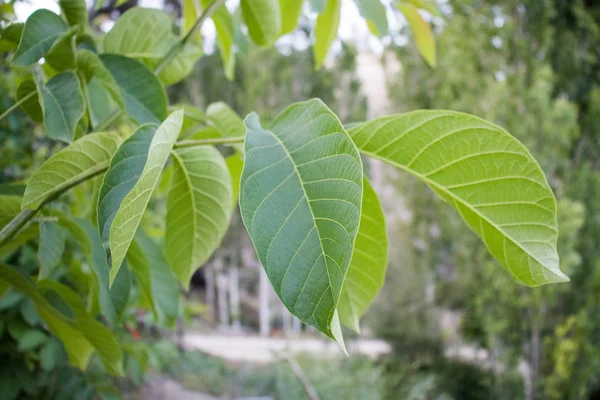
[174,136,244,148]
[0,91,35,123]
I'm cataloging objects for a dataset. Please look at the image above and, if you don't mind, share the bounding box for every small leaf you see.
[100,54,168,124]
[17,330,48,351]
[398,2,436,67]
[239,99,362,347]
[226,154,243,206]
[354,0,388,37]
[0,263,94,370]
[203,0,235,80]
[155,41,203,86]
[22,131,122,210]
[39,280,124,375]
[241,0,281,46]
[165,146,233,289]
[40,338,66,371]
[38,71,85,142]
[313,0,341,69]
[348,111,568,286]
[279,0,304,35]
[38,221,66,280]
[77,49,125,110]
[45,26,78,71]
[58,0,88,30]
[17,80,42,122]
[0,22,24,50]
[337,177,387,332]
[205,102,245,155]
[12,9,68,66]
[99,111,183,283]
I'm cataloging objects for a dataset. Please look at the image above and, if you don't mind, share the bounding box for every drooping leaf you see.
[17,80,42,122]
[99,111,183,284]
[165,146,233,289]
[182,0,203,44]
[203,0,235,80]
[38,280,123,375]
[175,103,205,137]
[45,26,78,71]
[77,49,125,110]
[205,102,245,155]
[239,99,362,349]
[38,221,66,280]
[0,263,93,370]
[100,54,168,124]
[12,10,67,66]
[86,78,115,128]
[313,0,341,69]
[22,131,122,210]
[241,0,281,46]
[154,41,203,86]
[38,72,85,142]
[279,0,304,35]
[337,177,387,332]
[398,2,436,67]
[348,111,568,286]
[354,0,388,37]
[58,0,88,30]
[127,231,179,325]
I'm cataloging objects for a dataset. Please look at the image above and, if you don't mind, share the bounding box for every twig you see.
[174,136,243,148]
[0,91,35,123]
[285,354,320,400]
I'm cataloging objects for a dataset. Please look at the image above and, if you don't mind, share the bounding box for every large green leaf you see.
[348,111,568,286]
[239,99,362,348]
[77,49,125,110]
[313,0,341,69]
[398,2,436,67]
[12,10,67,66]
[99,111,183,284]
[38,221,66,280]
[22,131,122,210]
[165,146,233,289]
[17,80,42,122]
[203,0,235,80]
[127,231,179,325]
[38,72,85,143]
[100,54,168,124]
[45,26,78,71]
[205,102,245,155]
[0,264,93,370]
[38,281,123,375]
[337,177,387,332]
[241,0,281,46]
[58,0,88,30]
[279,0,304,35]
[354,0,388,37]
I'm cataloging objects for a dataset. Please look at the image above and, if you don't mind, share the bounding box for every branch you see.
[174,136,243,148]
[0,91,35,123]
[285,354,321,400]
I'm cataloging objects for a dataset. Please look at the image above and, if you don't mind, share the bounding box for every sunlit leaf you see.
[165,146,233,289]
[241,0,281,46]
[348,111,568,286]
[313,0,341,69]
[203,0,235,80]
[239,99,362,349]
[182,0,203,44]
[279,0,304,35]
[38,221,66,280]
[22,131,122,210]
[226,154,243,205]
[12,10,67,66]
[405,0,441,17]
[398,2,436,67]
[337,177,387,332]
[154,41,203,86]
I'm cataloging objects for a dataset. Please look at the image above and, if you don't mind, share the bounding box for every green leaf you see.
[203,0,235,80]
[0,196,38,256]
[38,221,66,280]
[86,78,115,128]
[165,146,233,289]
[100,54,168,124]
[175,103,205,137]
[309,0,325,12]
[0,263,94,370]
[226,154,243,205]
[17,329,48,351]
[40,338,66,371]
[38,71,85,143]
[239,99,362,349]
[313,0,341,69]
[58,0,88,30]
[12,10,68,66]
[354,0,388,37]
[39,280,124,375]
[22,131,122,210]
[241,0,281,46]
[45,26,78,71]
[279,0,304,35]
[0,22,24,51]
[103,8,171,60]
[337,177,387,332]
[109,263,130,318]
[99,111,183,284]
[77,49,125,110]
[182,0,203,44]
[17,80,42,122]
[405,0,441,17]
[398,2,436,67]
[127,231,179,325]
[347,111,568,286]
[155,41,203,86]
[205,102,245,155]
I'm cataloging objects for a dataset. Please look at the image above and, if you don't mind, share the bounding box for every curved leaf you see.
[12,10,67,66]
[17,79,42,122]
[0,22,24,50]
[58,0,88,30]
[279,0,304,35]
[154,41,203,86]
[165,146,233,289]
[355,0,388,37]
[38,71,85,142]
[45,27,78,71]
[241,0,281,46]
[22,131,122,210]
[100,54,168,124]
[347,111,567,286]
[203,0,235,80]
[38,221,66,280]
[77,49,125,110]
[337,177,387,332]
[398,2,436,67]
[313,0,341,69]
[206,101,245,155]
[182,0,203,44]
[239,99,362,348]
[100,111,183,283]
